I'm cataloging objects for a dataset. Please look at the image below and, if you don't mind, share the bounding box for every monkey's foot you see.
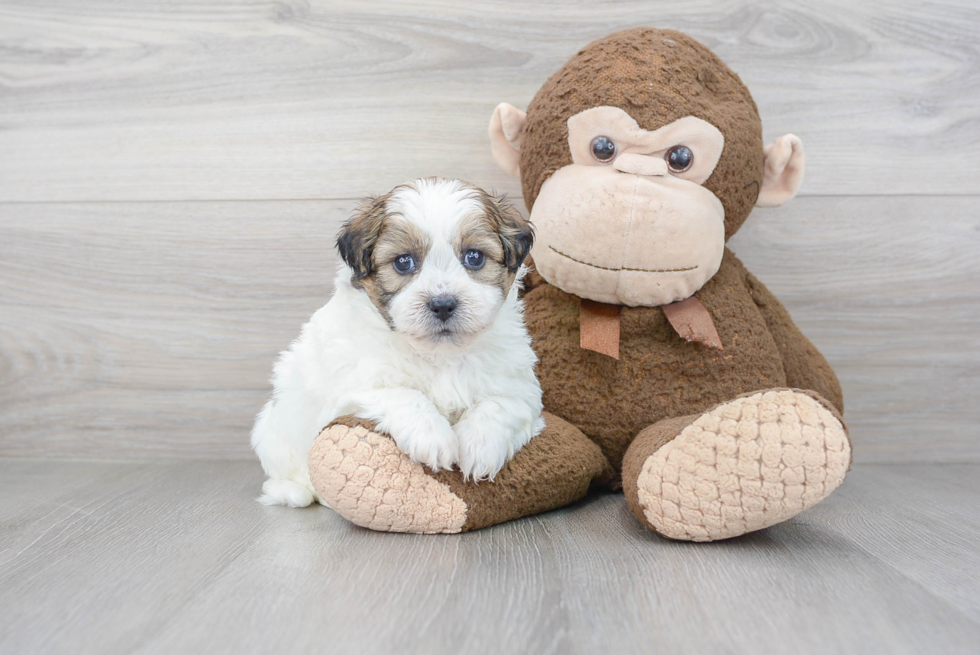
[308,413,612,534]
[308,418,467,534]
[623,389,851,542]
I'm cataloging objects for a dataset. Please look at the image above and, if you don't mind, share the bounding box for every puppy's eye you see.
[666,145,694,172]
[590,136,616,163]
[393,254,416,274]
[463,250,485,270]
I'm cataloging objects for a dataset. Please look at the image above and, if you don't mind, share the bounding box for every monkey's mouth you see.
[548,246,697,273]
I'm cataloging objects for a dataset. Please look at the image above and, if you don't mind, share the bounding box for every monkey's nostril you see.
[427,296,458,322]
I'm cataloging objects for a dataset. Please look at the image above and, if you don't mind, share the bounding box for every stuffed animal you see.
[309,27,851,540]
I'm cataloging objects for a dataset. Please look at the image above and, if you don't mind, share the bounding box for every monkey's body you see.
[526,249,844,486]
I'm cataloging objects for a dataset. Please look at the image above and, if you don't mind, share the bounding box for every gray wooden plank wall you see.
[1,0,978,462]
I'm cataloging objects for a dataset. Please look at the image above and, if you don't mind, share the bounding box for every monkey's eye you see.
[590,136,617,163]
[666,145,694,172]
[393,254,416,274]
[463,249,486,270]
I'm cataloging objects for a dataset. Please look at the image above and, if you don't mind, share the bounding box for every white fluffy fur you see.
[251,179,545,507]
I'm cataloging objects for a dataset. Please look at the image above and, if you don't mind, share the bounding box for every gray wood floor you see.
[1,459,979,655]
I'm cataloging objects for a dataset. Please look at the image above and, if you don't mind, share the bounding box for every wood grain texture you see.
[1,460,979,655]
[0,0,978,202]
[1,195,978,461]
[0,200,346,458]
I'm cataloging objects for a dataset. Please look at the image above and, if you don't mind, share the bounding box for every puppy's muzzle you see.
[427,295,458,323]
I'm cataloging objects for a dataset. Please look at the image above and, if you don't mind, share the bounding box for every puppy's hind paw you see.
[258,478,315,508]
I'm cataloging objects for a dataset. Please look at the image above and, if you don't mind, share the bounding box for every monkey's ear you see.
[756,134,805,208]
[489,103,527,178]
[336,196,386,279]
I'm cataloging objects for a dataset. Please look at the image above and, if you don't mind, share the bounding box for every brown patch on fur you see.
[519,28,764,241]
[451,187,534,297]
[336,192,391,280]
[453,212,516,297]
[337,188,431,325]
[477,189,535,272]
[358,216,430,324]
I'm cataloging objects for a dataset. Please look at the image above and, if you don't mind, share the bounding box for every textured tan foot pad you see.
[308,424,467,534]
[636,390,851,542]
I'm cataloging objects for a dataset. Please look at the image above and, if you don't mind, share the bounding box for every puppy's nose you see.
[427,296,458,322]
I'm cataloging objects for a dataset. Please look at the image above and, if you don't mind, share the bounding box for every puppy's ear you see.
[483,192,534,272]
[337,195,388,279]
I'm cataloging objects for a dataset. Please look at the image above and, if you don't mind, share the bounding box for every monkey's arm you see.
[741,268,844,413]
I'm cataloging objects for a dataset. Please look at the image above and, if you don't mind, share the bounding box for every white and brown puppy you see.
[251,178,544,507]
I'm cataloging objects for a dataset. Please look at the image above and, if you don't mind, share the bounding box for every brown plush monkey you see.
[310,28,851,541]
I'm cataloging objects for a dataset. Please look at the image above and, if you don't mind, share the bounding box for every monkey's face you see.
[529,107,727,307]
[490,29,806,307]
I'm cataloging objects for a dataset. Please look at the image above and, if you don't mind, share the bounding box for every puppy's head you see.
[337,178,534,346]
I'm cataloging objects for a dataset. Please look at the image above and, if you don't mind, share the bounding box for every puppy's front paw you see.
[455,417,516,481]
[388,412,459,472]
